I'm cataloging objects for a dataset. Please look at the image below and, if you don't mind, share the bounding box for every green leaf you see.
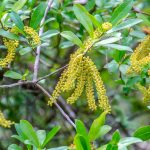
[75,120,91,150]
[0,29,19,40]
[97,125,112,138]
[97,144,108,150]
[106,144,118,150]
[19,47,32,55]
[11,135,25,143]
[133,125,150,141]
[95,37,122,46]
[12,0,27,12]
[36,130,46,146]
[41,30,60,40]
[20,120,40,147]
[118,137,142,149]
[73,4,93,36]
[103,44,132,52]
[108,19,142,33]
[42,126,60,147]
[110,0,134,26]
[88,14,101,28]
[14,123,28,141]
[75,120,88,137]
[112,130,121,144]
[61,31,83,47]
[4,71,22,80]
[47,146,68,150]
[0,0,8,18]
[9,11,24,31]
[104,60,119,73]
[74,134,91,150]
[88,112,106,142]
[30,2,46,29]
[8,144,22,150]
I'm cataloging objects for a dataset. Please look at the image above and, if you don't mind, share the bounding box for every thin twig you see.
[0,81,33,88]
[35,83,76,128]
[33,0,54,81]
[133,7,150,16]
[37,64,68,83]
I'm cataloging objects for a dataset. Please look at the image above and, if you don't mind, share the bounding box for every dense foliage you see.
[0,0,150,150]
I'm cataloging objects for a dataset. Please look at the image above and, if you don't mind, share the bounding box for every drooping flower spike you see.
[48,22,112,113]
[127,35,150,74]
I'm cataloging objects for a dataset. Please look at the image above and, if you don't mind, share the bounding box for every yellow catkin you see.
[48,22,112,112]
[0,36,19,68]
[127,35,150,74]
[63,54,83,91]
[24,26,41,46]
[67,59,86,104]
[0,111,14,128]
[137,84,150,104]
[85,56,111,113]
[86,74,97,111]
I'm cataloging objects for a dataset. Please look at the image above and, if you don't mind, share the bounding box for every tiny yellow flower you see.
[102,22,112,31]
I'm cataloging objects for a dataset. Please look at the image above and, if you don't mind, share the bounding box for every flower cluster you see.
[136,84,150,104]
[48,22,112,113]
[49,55,111,113]
[24,26,41,47]
[0,111,14,128]
[0,28,19,68]
[127,35,150,74]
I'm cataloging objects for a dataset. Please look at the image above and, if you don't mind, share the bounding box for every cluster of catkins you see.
[0,26,40,68]
[127,35,150,104]
[127,35,150,74]
[48,22,112,113]
[0,111,14,128]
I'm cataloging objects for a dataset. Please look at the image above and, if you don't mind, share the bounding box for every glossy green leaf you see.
[88,112,106,142]
[95,37,122,46]
[61,31,83,47]
[8,144,22,150]
[47,146,68,150]
[75,120,88,137]
[12,0,27,11]
[110,0,134,25]
[42,126,60,147]
[118,137,142,149]
[112,130,121,144]
[36,130,46,146]
[97,125,112,138]
[19,47,32,55]
[75,120,91,150]
[74,134,91,150]
[108,19,142,33]
[106,144,118,150]
[30,2,46,29]
[0,29,19,40]
[0,0,8,18]
[4,71,22,80]
[103,44,132,52]
[73,4,93,36]
[41,30,60,40]
[9,11,24,31]
[20,120,40,147]
[133,125,150,141]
